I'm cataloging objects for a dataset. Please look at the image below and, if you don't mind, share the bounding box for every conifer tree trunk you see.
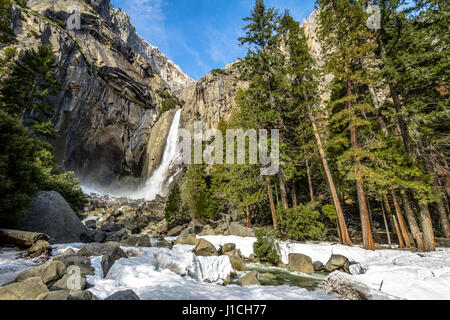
[278,170,289,209]
[383,195,405,248]
[400,190,426,251]
[381,203,392,248]
[246,205,251,228]
[266,176,277,230]
[348,81,374,251]
[377,36,436,250]
[306,159,315,202]
[391,190,413,248]
[274,183,280,207]
[423,157,450,238]
[291,180,298,208]
[304,91,351,246]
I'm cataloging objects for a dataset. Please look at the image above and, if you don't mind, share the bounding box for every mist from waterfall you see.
[81,109,182,201]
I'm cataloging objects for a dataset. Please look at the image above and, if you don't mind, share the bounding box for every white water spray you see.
[130,109,182,201]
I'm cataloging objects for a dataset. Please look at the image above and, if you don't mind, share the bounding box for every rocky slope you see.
[8,0,192,191]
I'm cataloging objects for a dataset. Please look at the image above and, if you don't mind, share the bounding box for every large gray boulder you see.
[288,253,314,274]
[101,246,127,277]
[19,191,91,244]
[104,289,140,300]
[77,242,122,257]
[54,255,95,276]
[0,277,48,300]
[228,222,255,237]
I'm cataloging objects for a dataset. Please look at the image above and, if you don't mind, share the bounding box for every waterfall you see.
[130,108,182,201]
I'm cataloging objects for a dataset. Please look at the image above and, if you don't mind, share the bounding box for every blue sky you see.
[110,0,316,80]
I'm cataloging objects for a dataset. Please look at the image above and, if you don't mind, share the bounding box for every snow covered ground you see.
[200,235,450,300]
[1,236,449,300]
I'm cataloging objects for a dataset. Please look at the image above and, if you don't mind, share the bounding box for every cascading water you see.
[129,109,182,201]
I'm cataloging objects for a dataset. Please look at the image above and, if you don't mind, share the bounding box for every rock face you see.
[19,191,91,244]
[0,277,49,300]
[10,0,193,188]
[288,253,314,274]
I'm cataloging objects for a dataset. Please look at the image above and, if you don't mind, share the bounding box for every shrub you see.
[164,184,189,228]
[276,202,327,241]
[253,228,281,265]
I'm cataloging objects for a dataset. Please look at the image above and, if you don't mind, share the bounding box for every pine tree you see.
[0,0,15,45]
[280,12,352,245]
[317,0,377,250]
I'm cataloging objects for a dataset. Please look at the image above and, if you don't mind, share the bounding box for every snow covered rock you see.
[319,272,397,300]
[288,253,314,274]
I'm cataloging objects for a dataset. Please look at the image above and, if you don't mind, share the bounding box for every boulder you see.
[84,220,97,229]
[228,222,255,237]
[50,274,87,291]
[228,255,246,271]
[214,222,229,235]
[194,239,218,257]
[18,191,91,244]
[0,277,48,300]
[288,253,314,274]
[174,234,199,246]
[28,240,52,258]
[62,248,76,256]
[156,220,168,234]
[245,254,260,263]
[101,246,127,277]
[15,260,66,285]
[121,236,151,247]
[54,255,95,276]
[259,273,275,280]
[313,261,325,272]
[37,290,98,300]
[198,225,216,236]
[325,254,350,273]
[123,220,140,234]
[77,242,121,257]
[104,289,140,300]
[100,223,122,233]
[221,243,236,255]
[237,271,260,286]
[187,219,204,235]
[104,229,128,242]
[167,225,184,237]
[92,230,107,243]
[156,239,172,248]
